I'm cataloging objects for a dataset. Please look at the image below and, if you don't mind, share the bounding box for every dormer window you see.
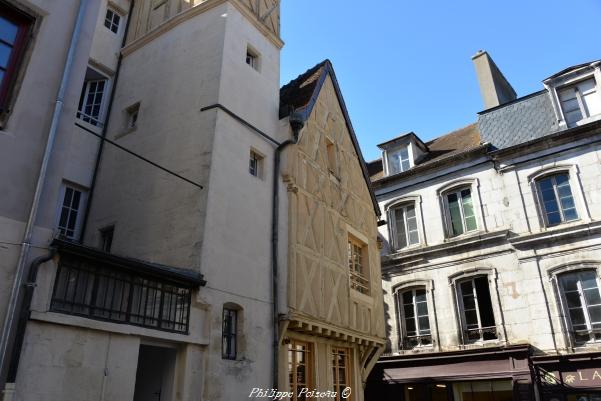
[544,61,601,128]
[558,78,601,127]
[388,146,410,175]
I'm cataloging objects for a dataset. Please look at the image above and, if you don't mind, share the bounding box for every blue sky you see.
[280,0,601,161]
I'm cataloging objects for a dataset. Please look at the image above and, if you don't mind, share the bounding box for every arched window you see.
[397,287,431,348]
[557,270,601,344]
[222,303,242,360]
[535,172,578,226]
[443,186,478,237]
[456,276,497,343]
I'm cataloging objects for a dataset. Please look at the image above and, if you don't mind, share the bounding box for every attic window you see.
[558,78,601,127]
[387,146,411,175]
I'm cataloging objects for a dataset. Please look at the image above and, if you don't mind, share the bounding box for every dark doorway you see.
[133,344,177,401]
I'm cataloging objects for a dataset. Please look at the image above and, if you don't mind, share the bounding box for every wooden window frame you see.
[0,4,34,112]
[288,339,313,401]
[535,173,579,227]
[56,183,88,240]
[442,186,478,238]
[331,347,351,401]
[348,235,370,295]
[557,270,601,345]
[398,287,432,349]
[390,203,420,250]
[456,276,498,343]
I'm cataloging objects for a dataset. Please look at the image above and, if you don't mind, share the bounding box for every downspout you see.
[0,0,89,386]
[6,248,57,383]
[271,111,304,388]
[79,0,136,242]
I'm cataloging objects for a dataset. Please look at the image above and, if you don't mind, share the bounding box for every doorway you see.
[133,344,177,401]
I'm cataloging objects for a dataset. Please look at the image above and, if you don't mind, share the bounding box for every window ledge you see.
[114,125,137,140]
[350,289,373,304]
[30,311,209,345]
[382,229,510,268]
[508,220,601,247]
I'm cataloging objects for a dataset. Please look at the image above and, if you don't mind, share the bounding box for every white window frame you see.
[438,179,485,239]
[528,165,589,231]
[104,7,122,34]
[535,173,579,227]
[456,277,498,343]
[544,63,601,128]
[246,44,260,71]
[385,146,411,175]
[56,182,88,240]
[77,68,110,130]
[397,288,432,348]
[249,149,264,178]
[390,203,420,250]
[558,270,601,345]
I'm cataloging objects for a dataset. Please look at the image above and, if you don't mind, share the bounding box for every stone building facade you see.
[366,53,601,401]
[0,1,384,401]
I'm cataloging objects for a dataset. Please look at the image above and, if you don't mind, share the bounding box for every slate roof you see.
[370,123,482,181]
[279,60,381,216]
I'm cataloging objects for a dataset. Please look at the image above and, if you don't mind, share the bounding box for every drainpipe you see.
[271,111,304,388]
[0,0,89,387]
[79,0,136,242]
[6,248,57,383]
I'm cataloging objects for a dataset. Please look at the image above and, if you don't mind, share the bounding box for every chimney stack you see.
[472,50,517,109]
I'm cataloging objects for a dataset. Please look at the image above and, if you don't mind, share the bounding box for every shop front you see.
[365,345,533,401]
[534,352,601,401]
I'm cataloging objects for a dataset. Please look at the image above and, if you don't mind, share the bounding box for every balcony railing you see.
[350,270,370,295]
[463,325,498,343]
[571,328,601,345]
[402,334,433,349]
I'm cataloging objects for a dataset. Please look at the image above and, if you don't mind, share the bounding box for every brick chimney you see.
[472,50,517,109]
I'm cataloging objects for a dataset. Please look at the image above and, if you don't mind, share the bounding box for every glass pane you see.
[564,208,578,221]
[462,294,475,310]
[395,208,407,248]
[404,304,414,318]
[585,288,601,306]
[402,291,413,304]
[0,43,11,69]
[588,305,601,324]
[543,199,559,213]
[546,211,562,225]
[418,316,430,331]
[464,215,477,232]
[569,308,586,325]
[401,160,410,171]
[406,205,416,218]
[447,193,464,236]
[555,174,569,185]
[408,231,419,245]
[405,317,416,333]
[560,196,575,210]
[415,290,426,303]
[416,302,428,316]
[565,291,582,308]
[0,17,18,44]
[581,272,598,290]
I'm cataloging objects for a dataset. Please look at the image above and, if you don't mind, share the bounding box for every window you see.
[99,226,114,253]
[457,276,497,343]
[249,150,263,177]
[51,255,192,333]
[536,173,578,226]
[391,203,419,249]
[331,348,350,401]
[57,184,87,239]
[0,5,32,111]
[246,46,259,70]
[399,288,431,348]
[222,307,237,359]
[125,102,140,130]
[288,340,312,401]
[444,187,477,237]
[558,271,601,344]
[77,68,108,127]
[104,8,121,33]
[326,138,338,175]
[558,78,601,127]
[348,236,369,295]
[388,146,411,175]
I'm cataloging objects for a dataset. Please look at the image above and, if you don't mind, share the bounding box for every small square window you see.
[246,46,259,71]
[249,150,263,177]
[326,138,338,175]
[125,102,140,130]
[99,226,114,253]
[104,8,121,34]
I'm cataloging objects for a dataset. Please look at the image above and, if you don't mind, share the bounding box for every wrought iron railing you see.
[403,334,433,349]
[463,325,498,342]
